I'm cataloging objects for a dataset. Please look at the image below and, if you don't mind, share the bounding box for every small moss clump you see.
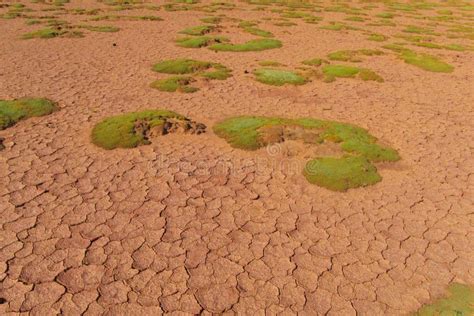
[152,59,231,78]
[209,38,282,52]
[0,98,58,130]
[322,65,383,82]
[151,59,231,92]
[200,16,221,24]
[327,49,383,62]
[91,110,187,149]
[242,26,274,37]
[302,58,326,66]
[253,68,307,86]
[213,116,399,191]
[176,35,228,48]
[258,60,283,67]
[78,25,120,32]
[368,34,387,42]
[304,156,381,191]
[153,59,212,74]
[413,283,474,316]
[150,76,198,93]
[22,28,67,39]
[179,25,216,36]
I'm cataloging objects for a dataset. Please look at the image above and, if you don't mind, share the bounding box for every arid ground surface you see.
[1,0,473,315]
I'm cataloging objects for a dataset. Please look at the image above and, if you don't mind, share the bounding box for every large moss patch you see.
[253,68,307,86]
[209,38,282,52]
[0,98,58,130]
[92,110,206,149]
[213,116,399,191]
[413,283,474,316]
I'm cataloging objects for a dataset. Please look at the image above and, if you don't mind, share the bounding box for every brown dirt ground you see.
[1,0,473,315]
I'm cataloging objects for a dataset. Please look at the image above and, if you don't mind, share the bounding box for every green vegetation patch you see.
[200,16,221,24]
[151,59,231,93]
[150,76,198,93]
[179,24,216,36]
[241,26,274,38]
[253,68,307,86]
[320,22,357,31]
[304,156,381,191]
[327,49,383,62]
[92,110,187,149]
[0,98,57,130]
[78,25,120,32]
[367,34,387,42]
[209,38,282,52]
[302,58,326,66]
[258,60,283,67]
[403,25,437,35]
[176,35,228,48]
[413,283,474,316]
[384,45,454,73]
[152,58,231,79]
[322,65,383,82]
[22,27,84,39]
[213,115,399,191]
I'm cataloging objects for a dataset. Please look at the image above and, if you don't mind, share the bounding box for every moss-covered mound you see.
[414,283,474,316]
[213,116,399,191]
[91,110,206,149]
[322,65,383,82]
[253,68,307,86]
[304,156,381,191]
[0,98,58,130]
[153,59,212,74]
[209,38,282,52]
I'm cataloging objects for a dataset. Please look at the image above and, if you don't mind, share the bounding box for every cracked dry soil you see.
[1,0,474,315]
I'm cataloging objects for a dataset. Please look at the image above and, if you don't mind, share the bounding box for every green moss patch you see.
[150,76,198,93]
[213,115,399,191]
[302,58,326,67]
[91,110,206,150]
[253,68,307,86]
[22,27,83,39]
[90,15,163,21]
[209,38,282,52]
[322,65,383,82]
[176,35,229,48]
[77,25,120,32]
[320,22,357,31]
[241,26,274,37]
[151,59,231,93]
[327,49,383,62]
[152,59,231,78]
[200,16,221,24]
[367,34,388,42]
[258,60,283,67]
[0,98,57,130]
[304,156,381,191]
[384,45,454,73]
[153,59,212,74]
[413,283,474,316]
[179,24,216,36]
[403,25,437,35]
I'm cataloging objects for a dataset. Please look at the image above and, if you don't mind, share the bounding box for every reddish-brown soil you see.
[1,0,473,315]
